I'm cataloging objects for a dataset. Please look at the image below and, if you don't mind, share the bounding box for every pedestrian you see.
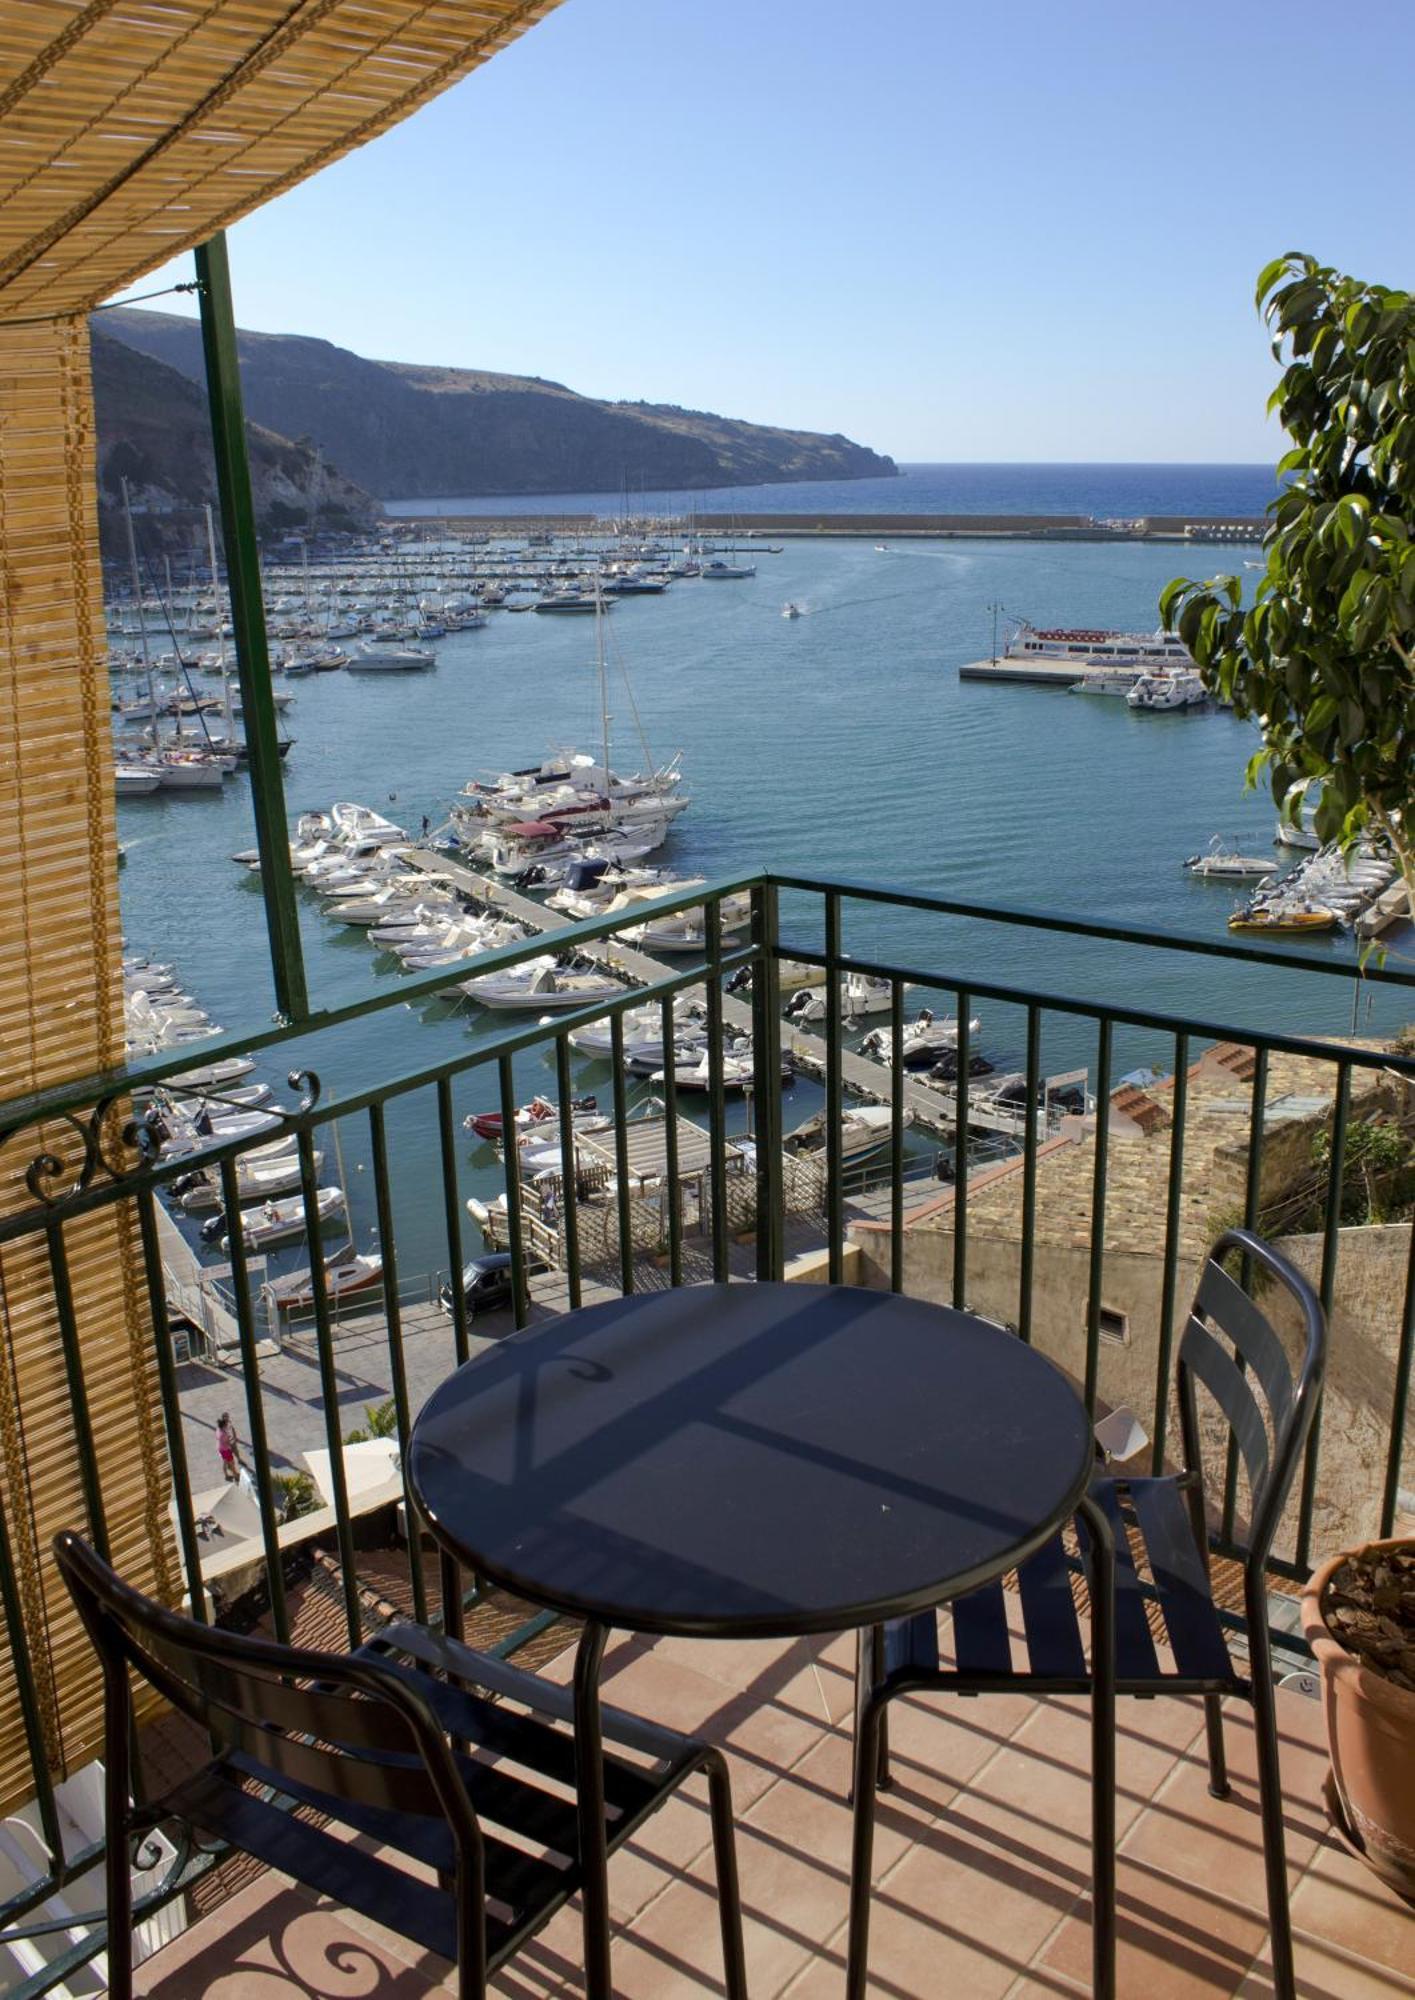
[421,813,430,839]
[216,1412,240,1483]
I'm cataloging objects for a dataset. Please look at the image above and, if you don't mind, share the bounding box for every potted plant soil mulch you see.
[1301,1538,1415,1902]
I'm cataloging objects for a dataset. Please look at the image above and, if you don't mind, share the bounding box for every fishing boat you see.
[261,1251,384,1315]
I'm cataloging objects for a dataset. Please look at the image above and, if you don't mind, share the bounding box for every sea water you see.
[116,524,1405,1290]
[385,460,1281,521]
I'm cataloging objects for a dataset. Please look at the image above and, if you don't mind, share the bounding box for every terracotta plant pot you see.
[1301,1536,1415,1904]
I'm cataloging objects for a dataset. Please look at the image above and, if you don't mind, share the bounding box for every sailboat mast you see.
[121,477,157,734]
[595,577,611,791]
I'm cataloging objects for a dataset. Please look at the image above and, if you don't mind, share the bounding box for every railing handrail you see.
[0,868,767,1140]
[4,865,1409,1144]
[766,867,1415,989]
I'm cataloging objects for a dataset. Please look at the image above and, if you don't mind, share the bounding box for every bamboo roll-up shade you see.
[0,0,560,1819]
[0,314,174,1811]
[0,0,561,322]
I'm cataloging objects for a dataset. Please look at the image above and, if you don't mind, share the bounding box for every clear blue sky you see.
[123,0,1415,463]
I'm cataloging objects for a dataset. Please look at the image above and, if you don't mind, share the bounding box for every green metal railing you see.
[1,869,1413,1991]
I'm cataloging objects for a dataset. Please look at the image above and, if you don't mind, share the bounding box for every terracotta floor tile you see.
[615,1852,815,1997]
[1120,1693,1330,1915]
[864,1684,1023,1824]
[999,1978,1091,2000]
[1287,1830,1415,1979]
[744,1728,917,1883]
[134,1874,446,1997]
[993,1693,1191,1841]
[1039,1860,1269,1997]
[844,1810,1078,2000]
[604,1786,718,1926]
[1236,1930,1415,1997]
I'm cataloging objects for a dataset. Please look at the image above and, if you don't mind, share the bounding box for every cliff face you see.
[98,308,899,499]
[88,325,382,543]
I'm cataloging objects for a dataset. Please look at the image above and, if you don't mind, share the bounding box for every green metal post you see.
[195,233,309,1022]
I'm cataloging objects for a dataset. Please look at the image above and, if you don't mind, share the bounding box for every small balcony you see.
[127,1617,1404,1999]
[1,874,1412,1997]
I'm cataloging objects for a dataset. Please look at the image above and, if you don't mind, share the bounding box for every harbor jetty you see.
[403,848,1064,1146]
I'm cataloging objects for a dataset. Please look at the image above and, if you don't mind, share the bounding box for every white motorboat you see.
[784,973,898,1023]
[167,1055,255,1090]
[459,964,625,1011]
[568,997,705,1059]
[782,602,802,619]
[1183,839,1276,880]
[1126,670,1207,711]
[859,1008,981,1068]
[214,1186,347,1251]
[784,1104,900,1164]
[177,1148,323,1211]
[650,1042,792,1091]
[1068,668,1142,696]
[701,559,756,580]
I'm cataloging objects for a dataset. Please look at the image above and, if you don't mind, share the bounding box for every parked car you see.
[437,1252,545,1320]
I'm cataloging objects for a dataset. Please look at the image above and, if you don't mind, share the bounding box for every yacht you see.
[347,640,436,671]
[701,559,756,580]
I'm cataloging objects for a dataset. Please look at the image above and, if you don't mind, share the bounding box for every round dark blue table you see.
[408,1282,1104,1997]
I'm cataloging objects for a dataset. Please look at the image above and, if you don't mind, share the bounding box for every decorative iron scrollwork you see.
[287,1069,322,1117]
[19,1095,157,1205]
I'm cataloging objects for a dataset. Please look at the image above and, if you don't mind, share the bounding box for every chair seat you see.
[160,1624,710,1975]
[885,1474,1239,1693]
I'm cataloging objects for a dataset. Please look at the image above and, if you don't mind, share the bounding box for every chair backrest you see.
[1176,1228,1326,1562]
[52,1532,481,1863]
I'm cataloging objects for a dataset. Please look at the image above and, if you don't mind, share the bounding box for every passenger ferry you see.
[1004,619,1194,668]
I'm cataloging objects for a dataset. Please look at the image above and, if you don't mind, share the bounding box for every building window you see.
[1098,1306,1129,1346]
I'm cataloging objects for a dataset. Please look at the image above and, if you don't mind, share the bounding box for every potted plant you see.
[1301,1537,1415,1902]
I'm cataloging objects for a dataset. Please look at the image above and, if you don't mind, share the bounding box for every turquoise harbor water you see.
[117,526,1407,1292]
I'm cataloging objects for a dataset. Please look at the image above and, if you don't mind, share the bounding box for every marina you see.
[112,525,1411,1321]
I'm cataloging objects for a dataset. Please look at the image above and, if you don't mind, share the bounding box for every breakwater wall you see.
[394,511,1265,544]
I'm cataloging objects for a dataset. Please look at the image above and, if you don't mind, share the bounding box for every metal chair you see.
[54,1534,747,2000]
[849,1228,1326,2000]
